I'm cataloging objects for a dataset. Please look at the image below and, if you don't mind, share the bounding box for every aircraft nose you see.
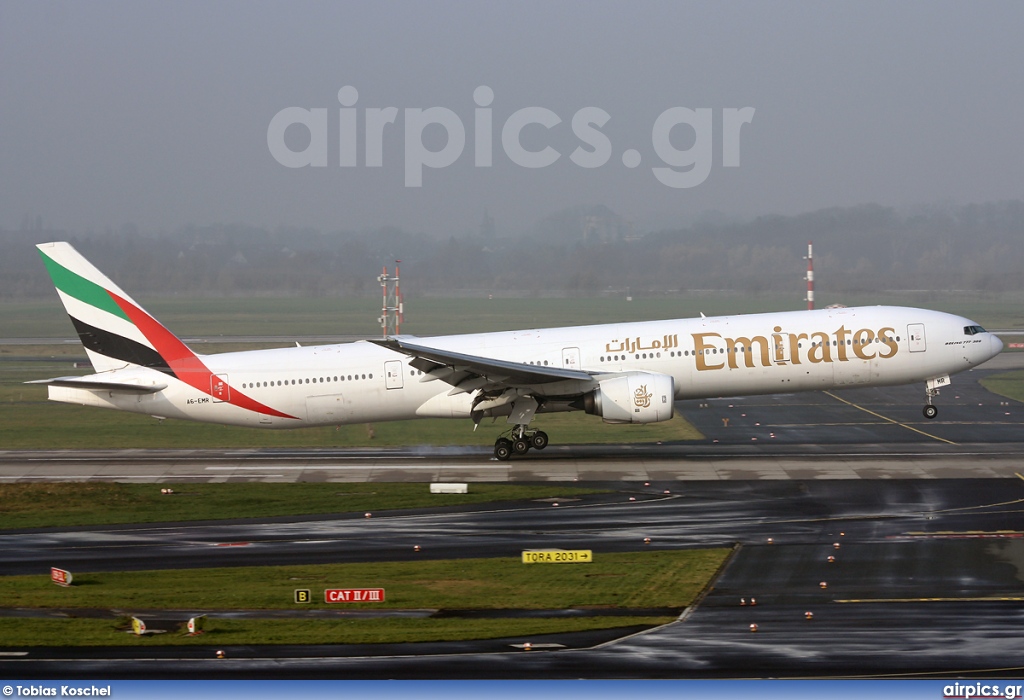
[991,333,1004,357]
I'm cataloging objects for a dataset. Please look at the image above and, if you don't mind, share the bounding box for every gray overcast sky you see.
[2,1,1022,236]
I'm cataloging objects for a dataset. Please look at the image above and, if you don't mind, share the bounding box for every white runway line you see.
[204,465,509,471]
[0,475,229,480]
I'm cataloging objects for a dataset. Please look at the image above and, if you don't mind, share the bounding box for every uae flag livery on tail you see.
[36,242,295,419]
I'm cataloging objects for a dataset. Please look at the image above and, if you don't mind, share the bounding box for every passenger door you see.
[562,347,581,370]
[384,360,404,389]
[907,323,926,353]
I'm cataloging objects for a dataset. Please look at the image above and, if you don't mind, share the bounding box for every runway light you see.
[413,545,421,552]
[629,497,636,501]
[751,437,758,441]
[644,482,650,487]
[840,532,845,537]
[740,598,746,606]
[750,597,757,606]
[833,542,840,549]
[215,650,225,659]
[523,642,532,651]
[552,502,559,507]
[805,611,814,620]
[643,537,651,544]
[663,490,671,494]
[827,555,835,563]
[767,538,774,544]
[741,413,746,417]
[364,513,372,518]
[819,581,828,589]
[755,422,760,426]
[749,623,758,632]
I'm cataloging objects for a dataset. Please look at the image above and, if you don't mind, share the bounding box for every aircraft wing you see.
[26,376,168,394]
[369,337,594,395]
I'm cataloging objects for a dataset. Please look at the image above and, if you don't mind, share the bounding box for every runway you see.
[2,358,1022,483]
[2,355,1024,677]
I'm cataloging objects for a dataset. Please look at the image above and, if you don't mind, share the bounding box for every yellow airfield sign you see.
[521,549,593,564]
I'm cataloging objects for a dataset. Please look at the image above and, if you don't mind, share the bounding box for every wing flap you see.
[370,337,594,387]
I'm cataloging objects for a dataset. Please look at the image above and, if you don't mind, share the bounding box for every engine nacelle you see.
[582,371,675,424]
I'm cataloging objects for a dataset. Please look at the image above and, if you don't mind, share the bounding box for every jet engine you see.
[581,371,675,424]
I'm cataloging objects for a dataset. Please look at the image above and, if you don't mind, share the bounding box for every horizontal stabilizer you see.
[26,376,167,394]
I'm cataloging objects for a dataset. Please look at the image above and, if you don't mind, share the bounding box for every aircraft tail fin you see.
[36,242,197,374]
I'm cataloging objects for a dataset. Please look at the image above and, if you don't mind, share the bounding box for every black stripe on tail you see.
[69,316,173,374]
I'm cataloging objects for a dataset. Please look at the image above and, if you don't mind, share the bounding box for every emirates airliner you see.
[30,242,1002,460]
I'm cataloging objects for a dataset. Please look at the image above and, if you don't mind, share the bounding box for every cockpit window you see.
[963,325,986,336]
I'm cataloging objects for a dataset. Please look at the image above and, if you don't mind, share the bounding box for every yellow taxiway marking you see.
[1016,472,1024,482]
[823,391,956,444]
[836,596,1024,603]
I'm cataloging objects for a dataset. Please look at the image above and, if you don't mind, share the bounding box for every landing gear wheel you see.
[494,438,513,461]
[530,431,549,450]
[923,405,938,420]
[512,438,531,455]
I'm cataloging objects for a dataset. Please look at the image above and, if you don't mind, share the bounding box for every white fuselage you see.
[46,305,1002,428]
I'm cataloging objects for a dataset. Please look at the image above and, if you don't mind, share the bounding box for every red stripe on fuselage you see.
[108,292,298,420]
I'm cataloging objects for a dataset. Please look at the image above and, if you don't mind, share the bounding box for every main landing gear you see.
[494,425,549,461]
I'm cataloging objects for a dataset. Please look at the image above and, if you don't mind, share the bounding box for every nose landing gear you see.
[923,375,949,420]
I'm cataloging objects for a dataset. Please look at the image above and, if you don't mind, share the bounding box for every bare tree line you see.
[3,200,1022,299]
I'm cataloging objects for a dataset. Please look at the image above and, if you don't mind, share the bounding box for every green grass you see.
[0,482,609,530]
[0,393,703,450]
[0,616,676,647]
[0,356,704,449]
[0,551,727,610]
[5,291,1024,339]
[979,370,1024,404]
[0,550,729,646]
[0,295,798,339]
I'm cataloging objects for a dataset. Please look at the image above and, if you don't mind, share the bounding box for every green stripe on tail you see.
[38,250,132,323]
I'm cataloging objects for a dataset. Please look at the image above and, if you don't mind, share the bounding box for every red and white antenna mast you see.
[804,241,814,310]
[378,261,402,337]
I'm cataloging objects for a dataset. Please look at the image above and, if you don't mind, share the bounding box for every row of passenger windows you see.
[242,374,372,389]
[242,332,910,389]
[598,336,902,362]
